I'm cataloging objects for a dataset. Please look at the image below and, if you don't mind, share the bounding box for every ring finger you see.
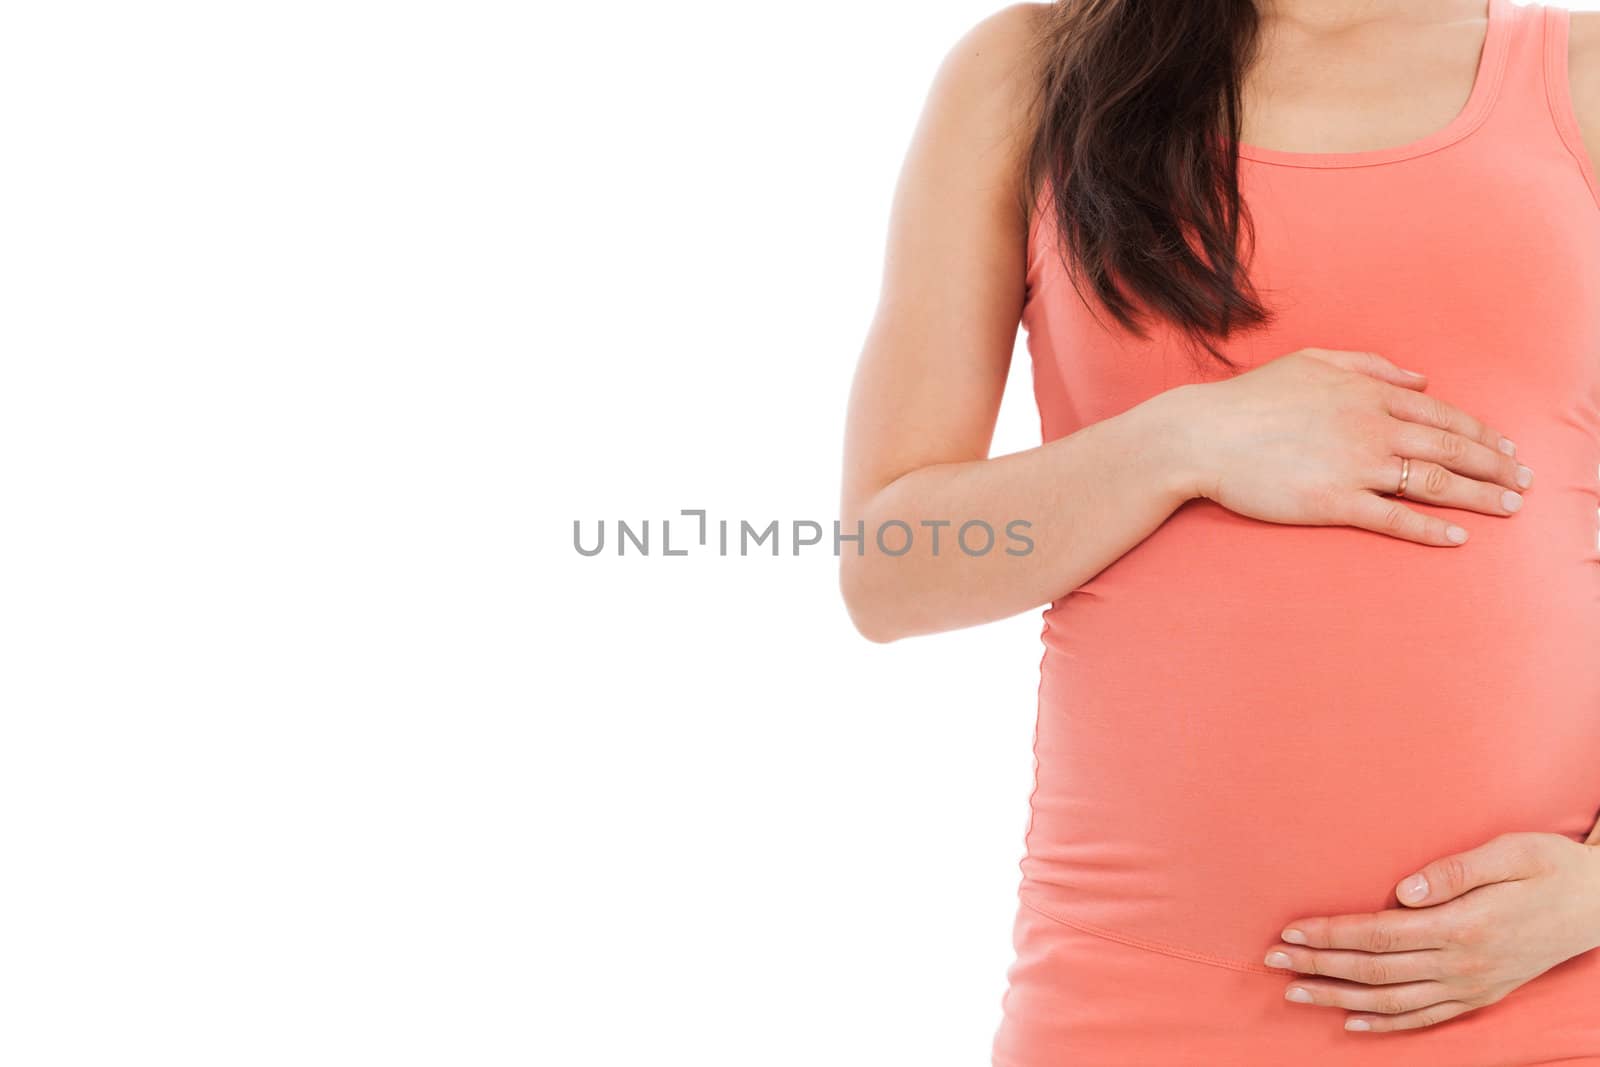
[1265,946,1444,986]
[1388,420,1530,493]
[1283,977,1456,1015]
[1373,454,1523,517]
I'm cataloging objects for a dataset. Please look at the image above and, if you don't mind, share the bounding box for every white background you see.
[1,2,1591,1065]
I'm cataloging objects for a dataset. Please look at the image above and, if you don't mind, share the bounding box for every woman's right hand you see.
[1175,347,1535,546]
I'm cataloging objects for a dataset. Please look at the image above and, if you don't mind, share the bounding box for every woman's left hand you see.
[1264,831,1600,1033]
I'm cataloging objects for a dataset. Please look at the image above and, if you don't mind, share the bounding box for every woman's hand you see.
[1263,832,1600,1032]
[1175,347,1535,546]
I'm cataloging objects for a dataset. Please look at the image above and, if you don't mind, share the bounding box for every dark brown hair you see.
[1020,0,1272,371]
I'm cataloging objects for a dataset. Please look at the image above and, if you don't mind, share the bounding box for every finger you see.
[1387,420,1531,494]
[1395,832,1545,907]
[1283,977,1455,1015]
[1343,999,1475,1033]
[1305,348,1430,390]
[1367,455,1521,518]
[1263,945,1446,985]
[1383,386,1521,464]
[1281,910,1445,952]
[1337,490,1471,547]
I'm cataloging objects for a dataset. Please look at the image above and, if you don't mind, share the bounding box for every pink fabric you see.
[996,1,1600,1061]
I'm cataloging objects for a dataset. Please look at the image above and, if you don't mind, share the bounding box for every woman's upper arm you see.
[840,3,1048,517]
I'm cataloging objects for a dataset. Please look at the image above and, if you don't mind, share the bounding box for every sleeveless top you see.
[1017,0,1600,977]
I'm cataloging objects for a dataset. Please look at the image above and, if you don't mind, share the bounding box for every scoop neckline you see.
[1234,0,1512,169]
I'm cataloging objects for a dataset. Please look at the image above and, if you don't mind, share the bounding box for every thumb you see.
[1307,348,1429,390]
[1396,833,1532,907]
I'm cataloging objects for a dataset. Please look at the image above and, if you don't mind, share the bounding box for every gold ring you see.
[1396,456,1410,498]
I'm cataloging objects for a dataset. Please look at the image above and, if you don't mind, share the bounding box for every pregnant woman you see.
[839,0,1600,1062]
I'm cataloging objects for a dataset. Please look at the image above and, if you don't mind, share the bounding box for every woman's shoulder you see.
[1569,6,1600,82]
[965,1,1050,46]
[917,3,1051,222]
[927,2,1050,99]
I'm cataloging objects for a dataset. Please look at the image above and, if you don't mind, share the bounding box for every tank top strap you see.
[1478,0,1600,214]
[1532,0,1600,212]
[1475,0,1541,135]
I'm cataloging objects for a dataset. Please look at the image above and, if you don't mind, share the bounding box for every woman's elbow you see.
[838,557,906,644]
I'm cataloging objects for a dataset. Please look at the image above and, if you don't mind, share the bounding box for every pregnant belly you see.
[1019,494,1600,970]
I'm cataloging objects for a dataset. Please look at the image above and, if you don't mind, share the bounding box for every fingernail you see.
[1286,987,1313,1003]
[1264,951,1293,968]
[1281,928,1307,944]
[1516,465,1534,488]
[1403,367,1426,378]
[1446,525,1468,544]
[1346,1018,1372,1031]
[1399,873,1429,903]
[1502,490,1522,513]
[1498,437,1516,455]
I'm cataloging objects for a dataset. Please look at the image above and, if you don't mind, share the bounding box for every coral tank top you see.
[1017,0,1600,984]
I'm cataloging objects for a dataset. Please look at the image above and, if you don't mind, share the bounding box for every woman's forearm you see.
[840,384,1207,642]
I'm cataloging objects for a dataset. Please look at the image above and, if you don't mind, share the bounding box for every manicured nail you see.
[1264,951,1292,968]
[1502,490,1522,513]
[1446,525,1468,544]
[1516,465,1534,488]
[1403,368,1426,378]
[1286,987,1313,1003]
[1498,437,1516,455]
[1281,928,1307,944]
[1399,873,1429,903]
[1346,1018,1372,1031]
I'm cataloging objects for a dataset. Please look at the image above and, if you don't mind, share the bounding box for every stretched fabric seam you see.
[1015,625,1049,888]
[1543,4,1600,215]
[1017,893,1286,977]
